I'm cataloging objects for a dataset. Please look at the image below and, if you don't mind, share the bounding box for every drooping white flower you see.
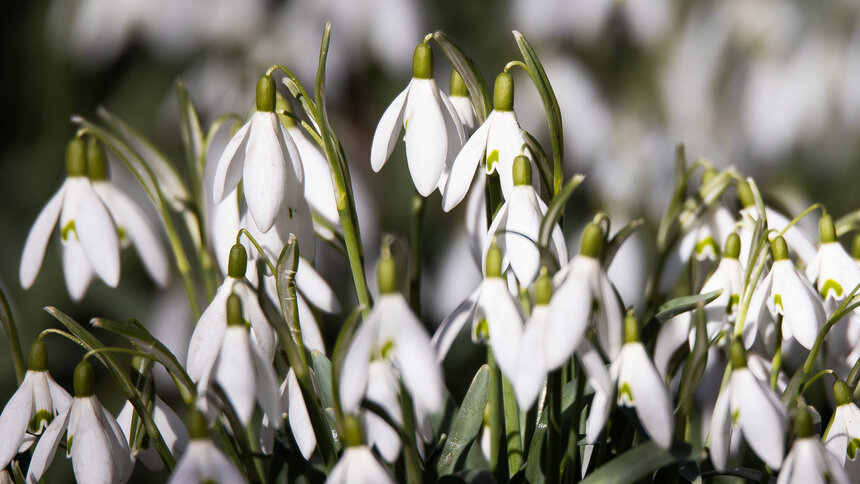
[327,445,395,484]
[806,215,860,302]
[448,69,477,134]
[27,362,133,484]
[20,137,121,301]
[212,74,305,232]
[442,72,539,211]
[778,406,850,484]
[823,380,860,481]
[546,223,623,363]
[611,314,675,449]
[168,409,244,484]
[709,341,786,471]
[0,340,71,470]
[746,236,825,350]
[117,394,188,471]
[261,369,316,460]
[482,155,567,287]
[371,42,466,196]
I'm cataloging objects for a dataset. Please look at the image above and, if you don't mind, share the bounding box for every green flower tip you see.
[86,137,109,181]
[485,242,503,278]
[493,72,514,112]
[729,340,746,369]
[227,244,248,279]
[256,74,276,113]
[342,414,364,448]
[450,69,468,97]
[512,155,532,186]
[534,267,553,306]
[66,137,87,177]
[188,408,209,440]
[412,43,433,80]
[579,223,604,259]
[623,310,639,344]
[833,380,853,407]
[377,253,398,295]
[28,339,47,372]
[276,92,296,128]
[737,180,755,208]
[794,406,814,439]
[771,236,789,261]
[819,214,836,244]
[226,293,244,327]
[724,233,741,260]
[74,361,94,398]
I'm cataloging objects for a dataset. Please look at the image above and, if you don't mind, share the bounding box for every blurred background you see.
[2,0,860,479]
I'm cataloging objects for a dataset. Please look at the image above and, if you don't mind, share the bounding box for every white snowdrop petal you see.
[186,285,230,381]
[27,406,71,483]
[69,399,116,484]
[297,257,340,313]
[109,186,170,287]
[297,294,326,355]
[514,307,550,408]
[442,114,492,211]
[734,369,786,469]
[653,313,691,378]
[505,188,542,286]
[20,183,66,288]
[74,180,121,287]
[708,383,733,471]
[244,113,287,232]
[480,279,524,379]
[773,261,824,349]
[622,343,674,449]
[62,240,93,301]
[46,373,72,411]
[449,95,476,133]
[404,79,448,196]
[209,442,246,484]
[545,273,591,371]
[431,289,480,361]
[293,127,339,228]
[745,272,774,349]
[364,362,403,462]
[371,86,409,172]
[251,342,283,431]
[212,121,250,203]
[153,397,189,454]
[596,270,623,359]
[439,89,467,146]
[0,374,34,467]
[338,311,377,413]
[216,328,257,426]
[389,296,444,414]
[287,370,316,460]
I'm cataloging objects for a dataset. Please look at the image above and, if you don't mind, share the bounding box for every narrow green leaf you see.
[433,31,491,122]
[176,80,205,201]
[678,303,709,418]
[521,129,554,195]
[311,350,335,411]
[437,365,491,476]
[603,219,644,267]
[655,290,722,323]
[580,442,697,484]
[539,174,585,248]
[524,378,579,484]
[656,144,689,250]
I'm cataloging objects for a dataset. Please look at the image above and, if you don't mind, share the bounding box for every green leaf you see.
[521,129,553,196]
[437,365,491,476]
[176,80,205,201]
[513,30,563,194]
[539,174,585,248]
[655,290,722,323]
[678,303,709,419]
[311,350,335,411]
[524,378,580,484]
[603,219,644,267]
[580,442,698,484]
[433,31,492,123]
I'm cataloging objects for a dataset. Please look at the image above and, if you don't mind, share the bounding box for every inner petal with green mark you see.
[695,236,720,260]
[29,409,53,432]
[821,279,843,300]
[773,294,784,314]
[485,150,499,174]
[618,382,633,405]
[725,294,740,315]
[61,220,77,242]
[473,319,489,342]
[373,339,395,361]
[848,437,860,460]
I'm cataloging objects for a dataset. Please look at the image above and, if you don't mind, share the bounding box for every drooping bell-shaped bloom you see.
[823,380,860,481]
[27,362,133,484]
[326,415,395,484]
[261,369,316,460]
[168,409,244,484]
[371,42,465,196]
[448,70,477,133]
[20,137,121,301]
[778,405,850,484]
[0,340,71,470]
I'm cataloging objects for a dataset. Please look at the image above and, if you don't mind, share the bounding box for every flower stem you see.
[487,347,505,479]
[400,382,424,484]
[409,192,425,314]
[770,314,783,391]
[502,375,523,476]
[546,369,562,484]
[0,284,24,384]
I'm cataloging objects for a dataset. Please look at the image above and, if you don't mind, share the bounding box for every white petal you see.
[153,397,189,455]
[481,202,510,277]
[20,182,66,288]
[292,126,339,228]
[250,341,282,430]
[545,263,592,370]
[46,372,72,411]
[206,440,245,484]
[297,294,326,355]
[431,288,479,360]
[745,271,774,349]
[653,313,692,378]
[72,179,121,287]
[620,343,674,449]
[442,114,492,211]
[63,239,93,301]
[108,185,170,287]
[773,260,824,349]
[486,111,530,199]
[0,373,34,467]
[577,340,613,443]
[733,369,786,469]
[505,187,542,286]
[364,362,402,462]
[388,296,444,414]
[449,95,476,133]
[26,405,70,483]
[287,369,316,460]
[235,280,276,363]
[514,306,550,408]
[595,269,624,360]
[339,310,378,413]
[479,279,524,379]
[212,121,250,203]
[370,86,408,172]
[216,327,257,426]
[766,208,817,264]
[404,79,448,196]
[708,383,733,471]
[95,398,133,481]
[186,284,230,382]
[297,257,340,313]
[244,113,287,232]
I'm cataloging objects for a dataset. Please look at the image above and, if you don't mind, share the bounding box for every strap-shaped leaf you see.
[603,219,644,267]
[654,290,722,323]
[434,31,491,123]
[176,80,205,200]
[521,129,554,195]
[436,365,491,475]
[580,442,699,484]
[524,378,579,484]
[539,174,585,248]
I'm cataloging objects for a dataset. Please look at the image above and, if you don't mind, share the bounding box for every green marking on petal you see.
[695,236,720,258]
[773,294,783,313]
[486,150,499,173]
[61,220,77,241]
[618,382,633,404]
[821,279,844,299]
[29,409,53,432]
[474,319,489,341]
[66,435,73,457]
[731,408,740,425]
[378,339,395,360]
[726,294,740,314]
[849,438,860,460]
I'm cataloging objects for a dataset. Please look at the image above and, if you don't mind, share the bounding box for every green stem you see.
[770,315,783,391]
[546,369,562,484]
[409,193,425,315]
[502,375,523,476]
[0,285,25,384]
[565,364,585,483]
[400,382,424,484]
[487,347,505,480]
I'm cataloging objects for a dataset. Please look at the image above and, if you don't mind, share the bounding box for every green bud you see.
[256,74,276,113]
[342,414,364,448]
[737,180,754,208]
[276,92,296,128]
[28,339,47,372]
[729,340,746,369]
[794,406,814,439]
[188,408,209,440]
[450,69,468,97]
[86,137,109,181]
[412,43,433,79]
[834,380,853,407]
[74,361,94,397]
[534,268,553,306]
[579,223,604,259]
[66,137,87,177]
[227,244,248,279]
[493,72,514,112]
[377,253,398,295]
[623,311,639,344]
[486,243,502,278]
[512,155,532,186]
[724,233,741,260]
[819,214,836,244]
[227,294,243,327]
[771,236,789,261]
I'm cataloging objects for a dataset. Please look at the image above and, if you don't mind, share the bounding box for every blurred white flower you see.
[327,445,395,484]
[117,395,188,471]
[169,410,244,484]
[824,380,860,480]
[779,407,850,484]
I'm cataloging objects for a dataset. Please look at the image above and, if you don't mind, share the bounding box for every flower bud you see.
[579,223,604,259]
[724,233,741,260]
[86,137,109,181]
[227,293,243,327]
[66,137,87,177]
[771,236,789,261]
[412,43,433,80]
[28,339,47,372]
[493,72,514,112]
[256,74,276,113]
[729,340,746,369]
[276,92,296,128]
[377,253,398,295]
[486,242,502,278]
[737,180,754,209]
[833,379,853,407]
[74,361,94,397]
[450,69,468,97]
[623,310,639,344]
[342,414,364,448]
[819,214,836,244]
[512,155,531,187]
[534,267,553,306]
[227,244,248,279]
[188,408,209,440]
[794,405,814,438]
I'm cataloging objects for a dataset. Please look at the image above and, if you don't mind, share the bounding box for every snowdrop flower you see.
[27,361,133,484]
[442,72,539,211]
[432,243,524,381]
[709,341,786,471]
[546,223,623,363]
[326,416,395,484]
[611,313,674,449]
[260,369,316,460]
[448,70,476,133]
[168,409,243,484]
[746,236,825,350]
[20,137,121,301]
[807,214,860,302]
[190,291,281,428]
[482,155,567,287]
[371,42,466,196]
[737,181,817,265]
[778,405,850,484]
[86,137,170,288]
[340,252,444,432]
[212,74,305,232]
[824,380,860,480]
[0,340,71,469]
